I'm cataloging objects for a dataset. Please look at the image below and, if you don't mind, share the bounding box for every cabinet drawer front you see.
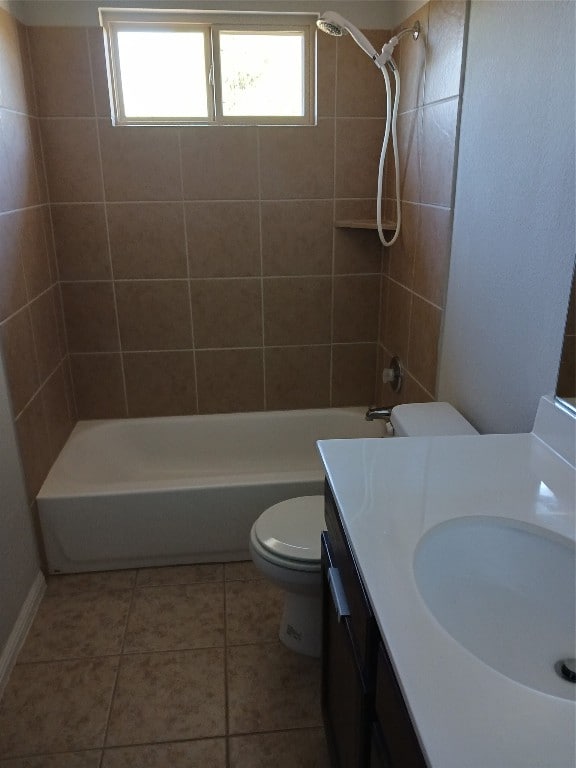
[324,480,376,674]
[375,641,428,767]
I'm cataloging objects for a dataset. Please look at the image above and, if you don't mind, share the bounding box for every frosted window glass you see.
[117,30,208,118]
[219,32,305,117]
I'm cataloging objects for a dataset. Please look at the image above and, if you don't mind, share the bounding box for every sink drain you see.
[555,659,576,683]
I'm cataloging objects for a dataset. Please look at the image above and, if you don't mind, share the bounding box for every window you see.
[99,9,317,126]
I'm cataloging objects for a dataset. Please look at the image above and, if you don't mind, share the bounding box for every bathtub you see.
[37,407,385,573]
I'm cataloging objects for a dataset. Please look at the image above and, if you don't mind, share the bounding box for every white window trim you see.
[99,9,318,127]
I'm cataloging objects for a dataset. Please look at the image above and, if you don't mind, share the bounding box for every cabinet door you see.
[321,533,368,768]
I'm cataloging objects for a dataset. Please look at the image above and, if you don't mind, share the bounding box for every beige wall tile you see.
[61,282,119,353]
[124,351,196,417]
[87,27,110,118]
[424,1,467,105]
[334,199,383,275]
[317,30,336,118]
[0,212,27,321]
[261,200,333,276]
[52,204,111,281]
[41,362,75,459]
[115,280,192,351]
[108,203,187,279]
[28,27,93,117]
[332,343,377,406]
[186,202,260,278]
[0,307,39,414]
[29,289,62,380]
[408,295,442,394]
[414,204,452,306]
[264,346,330,409]
[181,126,258,201]
[14,391,51,500]
[395,7,428,114]
[99,121,181,202]
[383,279,412,361]
[41,118,103,202]
[333,275,380,343]
[263,277,331,346]
[190,279,262,349]
[18,207,51,300]
[0,10,32,113]
[420,98,458,206]
[387,201,419,289]
[259,119,334,199]
[196,349,264,413]
[70,353,126,419]
[336,30,389,117]
[396,108,422,204]
[335,118,386,198]
[0,110,41,209]
[29,118,48,203]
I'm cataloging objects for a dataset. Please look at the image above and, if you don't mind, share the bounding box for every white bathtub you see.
[37,407,385,573]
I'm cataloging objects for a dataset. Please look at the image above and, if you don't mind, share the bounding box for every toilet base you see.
[279,592,321,658]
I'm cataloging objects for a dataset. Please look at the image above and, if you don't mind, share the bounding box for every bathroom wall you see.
[0,7,75,501]
[376,0,468,406]
[27,24,395,418]
[438,0,575,433]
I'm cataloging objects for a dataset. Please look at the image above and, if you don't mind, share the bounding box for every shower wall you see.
[27,25,395,419]
[377,0,468,404]
[0,7,75,502]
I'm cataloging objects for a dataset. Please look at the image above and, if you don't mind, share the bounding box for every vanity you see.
[318,396,576,768]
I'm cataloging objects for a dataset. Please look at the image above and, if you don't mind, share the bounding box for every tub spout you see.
[365,406,393,422]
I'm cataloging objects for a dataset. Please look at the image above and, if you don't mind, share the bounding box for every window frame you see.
[99,9,317,127]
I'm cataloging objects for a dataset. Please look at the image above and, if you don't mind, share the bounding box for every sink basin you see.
[414,517,576,700]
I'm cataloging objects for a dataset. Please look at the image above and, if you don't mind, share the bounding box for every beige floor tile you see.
[101,739,226,767]
[0,658,118,758]
[229,728,330,768]
[18,591,132,662]
[224,561,263,581]
[46,571,137,597]
[225,580,284,646]
[123,584,224,652]
[136,564,223,587]
[227,642,322,734]
[0,752,102,768]
[106,649,225,746]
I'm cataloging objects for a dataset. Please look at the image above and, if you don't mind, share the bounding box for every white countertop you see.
[318,430,576,768]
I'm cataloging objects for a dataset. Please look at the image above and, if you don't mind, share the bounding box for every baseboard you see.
[0,571,46,700]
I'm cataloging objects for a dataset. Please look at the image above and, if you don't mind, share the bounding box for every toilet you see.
[249,402,478,657]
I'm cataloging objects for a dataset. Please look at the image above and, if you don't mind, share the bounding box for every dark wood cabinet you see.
[322,480,428,768]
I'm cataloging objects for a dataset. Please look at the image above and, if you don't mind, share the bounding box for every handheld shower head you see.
[316,11,379,62]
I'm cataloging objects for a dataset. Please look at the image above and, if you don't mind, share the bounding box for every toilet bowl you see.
[249,402,478,658]
[249,495,325,657]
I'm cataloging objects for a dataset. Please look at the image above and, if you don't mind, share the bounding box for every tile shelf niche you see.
[334,219,396,231]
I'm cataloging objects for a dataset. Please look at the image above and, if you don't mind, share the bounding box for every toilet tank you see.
[391,402,478,437]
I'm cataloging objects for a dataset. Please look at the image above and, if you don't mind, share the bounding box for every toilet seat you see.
[252,495,325,569]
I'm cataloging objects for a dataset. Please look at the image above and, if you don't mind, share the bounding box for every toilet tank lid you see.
[391,402,478,437]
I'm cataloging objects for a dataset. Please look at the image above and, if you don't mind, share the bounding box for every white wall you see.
[439,0,575,434]
[0,353,42,654]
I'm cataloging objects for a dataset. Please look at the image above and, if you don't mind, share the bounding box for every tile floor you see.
[0,562,330,767]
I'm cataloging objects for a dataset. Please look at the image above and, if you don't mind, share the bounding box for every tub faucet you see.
[365,406,393,422]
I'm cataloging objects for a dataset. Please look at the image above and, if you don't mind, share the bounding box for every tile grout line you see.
[329,37,339,407]
[256,127,267,411]
[178,130,200,414]
[223,571,231,768]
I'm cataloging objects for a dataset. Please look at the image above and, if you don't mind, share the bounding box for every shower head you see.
[316,12,379,62]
